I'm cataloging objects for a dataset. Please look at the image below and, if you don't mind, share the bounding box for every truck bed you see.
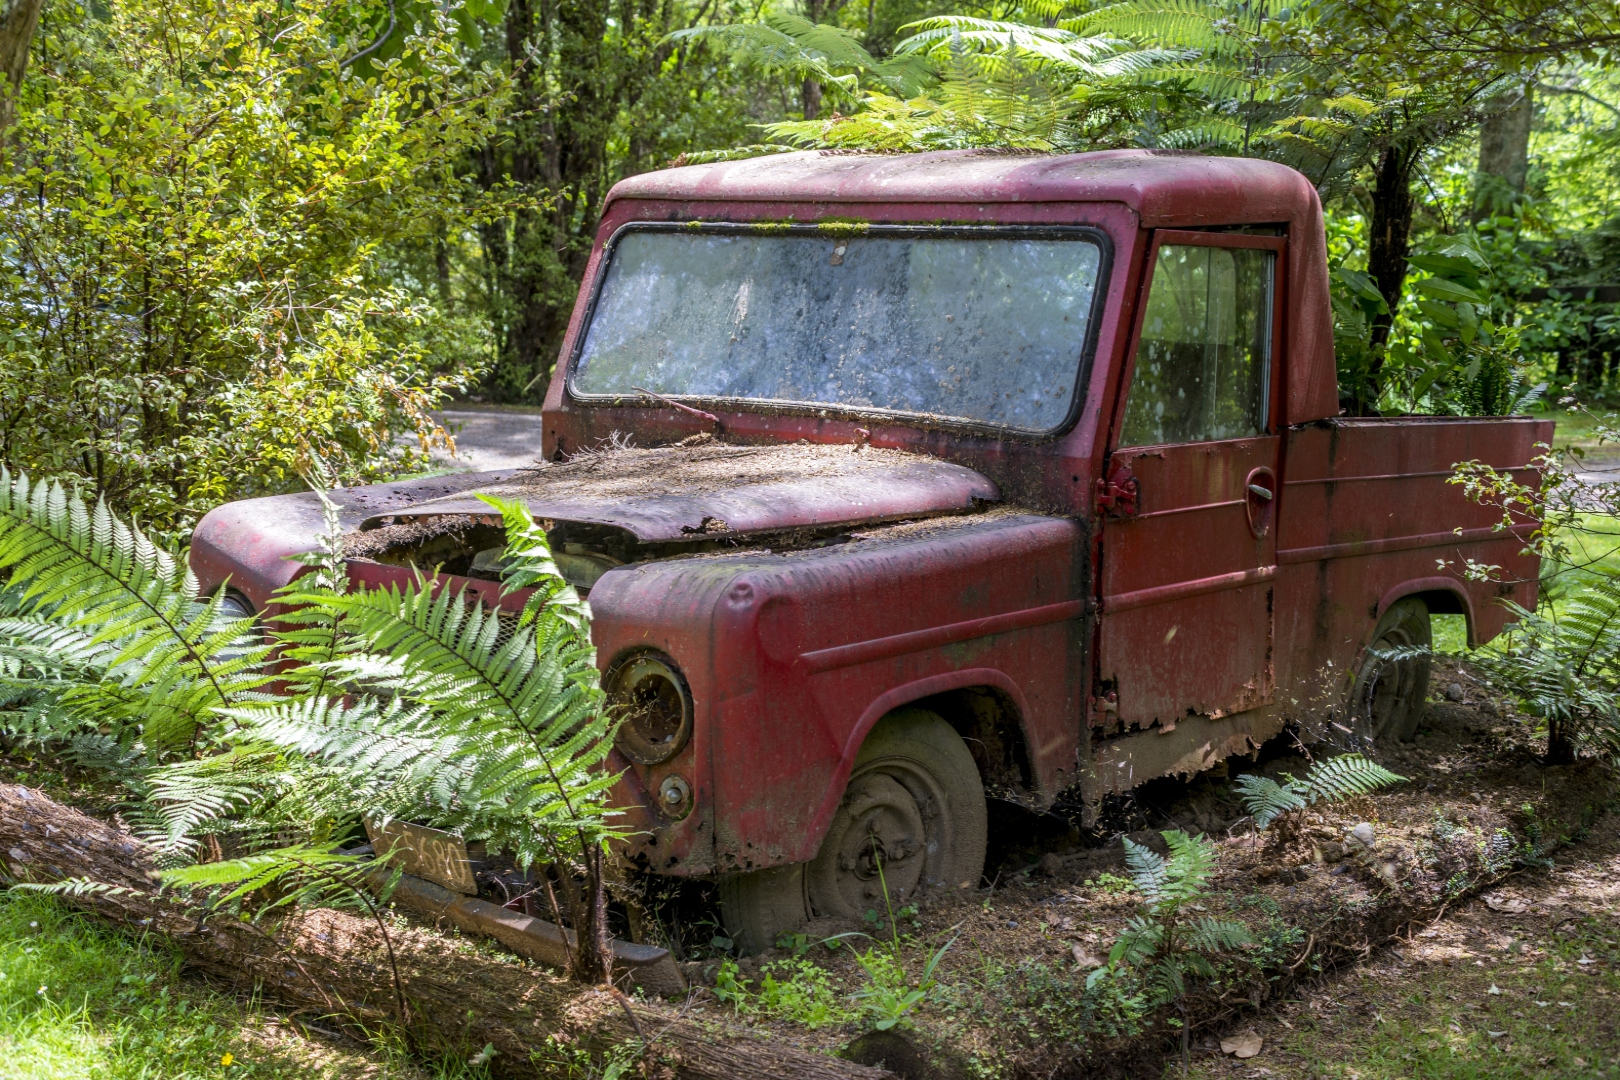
[1274,415,1551,708]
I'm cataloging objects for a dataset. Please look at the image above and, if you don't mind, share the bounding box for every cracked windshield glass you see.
[571,229,1104,431]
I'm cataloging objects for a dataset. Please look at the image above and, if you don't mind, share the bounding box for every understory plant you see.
[1086,831,1251,1026]
[1232,754,1406,832]
[0,466,622,983]
[1450,406,1620,764]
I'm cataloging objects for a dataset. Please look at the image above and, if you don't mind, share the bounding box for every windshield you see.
[570,226,1106,432]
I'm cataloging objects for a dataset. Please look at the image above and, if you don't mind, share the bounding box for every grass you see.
[0,890,482,1080]
[1185,914,1620,1079]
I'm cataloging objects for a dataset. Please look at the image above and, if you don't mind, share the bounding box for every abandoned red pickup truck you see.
[191,149,1548,952]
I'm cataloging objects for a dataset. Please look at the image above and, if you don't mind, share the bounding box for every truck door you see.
[1095,231,1284,732]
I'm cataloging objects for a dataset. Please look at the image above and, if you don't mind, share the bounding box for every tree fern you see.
[667,13,927,104]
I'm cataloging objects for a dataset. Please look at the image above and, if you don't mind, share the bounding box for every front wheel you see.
[720,707,987,954]
[1348,597,1432,746]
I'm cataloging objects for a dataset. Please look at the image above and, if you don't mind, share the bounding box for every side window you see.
[1118,244,1274,448]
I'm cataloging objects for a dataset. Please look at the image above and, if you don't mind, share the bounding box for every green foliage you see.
[1472,591,1620,764]
[852,937,954,1031]
[669,13,928,103]
[755,958,857,1029]
[1084,870,1137,895]
[1233,754,1406,830]
[1087,831,1250,1008]
[0,0,500,533]
[0,467,270,762]
[0,470,619,978]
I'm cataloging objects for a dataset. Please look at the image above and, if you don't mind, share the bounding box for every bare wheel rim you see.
[806,755,952,917]
[1357,623,1421,743]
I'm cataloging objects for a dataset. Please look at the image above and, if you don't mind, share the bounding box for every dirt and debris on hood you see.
[357,439,999,542]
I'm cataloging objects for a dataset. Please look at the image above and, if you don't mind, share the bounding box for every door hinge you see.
[1094,464,1139,519]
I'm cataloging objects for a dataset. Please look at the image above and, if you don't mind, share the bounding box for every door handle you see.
[1244,467,1276,538]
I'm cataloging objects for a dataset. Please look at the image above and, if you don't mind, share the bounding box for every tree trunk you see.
[1473,83,1532,223]
[1365,143,1417,380]
[1545,720,1577,765]
[802,77,822,121]
[0,784,893,1080]
[0,0,45,141]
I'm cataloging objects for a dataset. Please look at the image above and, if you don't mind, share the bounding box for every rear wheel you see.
[719,708,986,954]
[1348,597,1432,746]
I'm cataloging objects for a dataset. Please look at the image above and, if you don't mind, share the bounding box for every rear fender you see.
[1374,577,1476,647]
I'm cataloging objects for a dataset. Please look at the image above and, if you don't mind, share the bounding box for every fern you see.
[161,844,410,1020]
[1089,829,1251,1008]
[1473,592,1620,764]
[1230,773,1307,829]
[1234,754,1405,830]
[0,467,271,754]
[0,468,623,980]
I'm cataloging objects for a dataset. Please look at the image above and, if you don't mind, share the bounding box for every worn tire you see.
[719,708,987,954]
[1348,597,1432,746]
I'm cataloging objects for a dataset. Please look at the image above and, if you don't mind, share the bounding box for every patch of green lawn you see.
[1187,915,1620,1079]
[0,890,478,1080]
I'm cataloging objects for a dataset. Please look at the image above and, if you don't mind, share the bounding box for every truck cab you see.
[191,149,1548,952]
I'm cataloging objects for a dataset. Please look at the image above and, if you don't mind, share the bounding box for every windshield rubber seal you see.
[563,220,1115,442]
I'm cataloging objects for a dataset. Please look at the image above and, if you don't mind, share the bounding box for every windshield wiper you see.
[633,386,721,430]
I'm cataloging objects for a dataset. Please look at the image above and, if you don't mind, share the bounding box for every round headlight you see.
[608,653,692,765]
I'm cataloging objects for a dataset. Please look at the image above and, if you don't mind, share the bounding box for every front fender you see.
[593,513,1085,876]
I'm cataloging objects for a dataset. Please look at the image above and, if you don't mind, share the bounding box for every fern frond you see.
[1159,829,1218,904]
[0,468,271,751]
[1232,772,1308,829]
[1123,834,1170,903]
[1301,755,1405,804]
[1185,916,1252,953]
[10,878,142,898]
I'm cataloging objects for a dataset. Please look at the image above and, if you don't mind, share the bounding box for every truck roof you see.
[601,148,1340,426]
[605,148,1318,227]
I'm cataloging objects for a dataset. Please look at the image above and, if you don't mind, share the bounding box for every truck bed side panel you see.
[1275,417,1549,708]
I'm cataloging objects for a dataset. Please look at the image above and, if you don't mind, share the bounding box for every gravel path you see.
[420,407,547,473]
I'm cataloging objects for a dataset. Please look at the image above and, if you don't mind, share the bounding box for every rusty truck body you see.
[191,149,1548,951]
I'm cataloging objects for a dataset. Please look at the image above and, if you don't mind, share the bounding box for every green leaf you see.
[1415,277,1483,304]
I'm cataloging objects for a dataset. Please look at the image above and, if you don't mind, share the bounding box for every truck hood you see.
[358,441,999,541]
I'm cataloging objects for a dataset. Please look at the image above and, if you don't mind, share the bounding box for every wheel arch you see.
[799,668,1030,862]
[1375,578,1474,647]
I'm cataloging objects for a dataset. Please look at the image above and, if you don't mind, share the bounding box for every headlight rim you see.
[606,650,693,766]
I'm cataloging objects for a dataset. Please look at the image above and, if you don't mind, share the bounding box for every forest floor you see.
[1,657,1615,1079]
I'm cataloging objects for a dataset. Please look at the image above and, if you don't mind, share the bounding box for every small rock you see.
[1350,822,1376,849]
[1445,683,1465,702]
[1485,894,1529,914]
[1006,920,1019,930]
[1314,841,1345,864]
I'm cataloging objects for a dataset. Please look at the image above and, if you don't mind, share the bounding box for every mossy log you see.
[0,784,892,1080]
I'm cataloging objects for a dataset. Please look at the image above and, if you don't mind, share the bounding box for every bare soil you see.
[4,658,1615,1079]
[660,659,1617,1079]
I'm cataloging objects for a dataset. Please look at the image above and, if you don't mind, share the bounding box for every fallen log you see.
[0,784,892,1080]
